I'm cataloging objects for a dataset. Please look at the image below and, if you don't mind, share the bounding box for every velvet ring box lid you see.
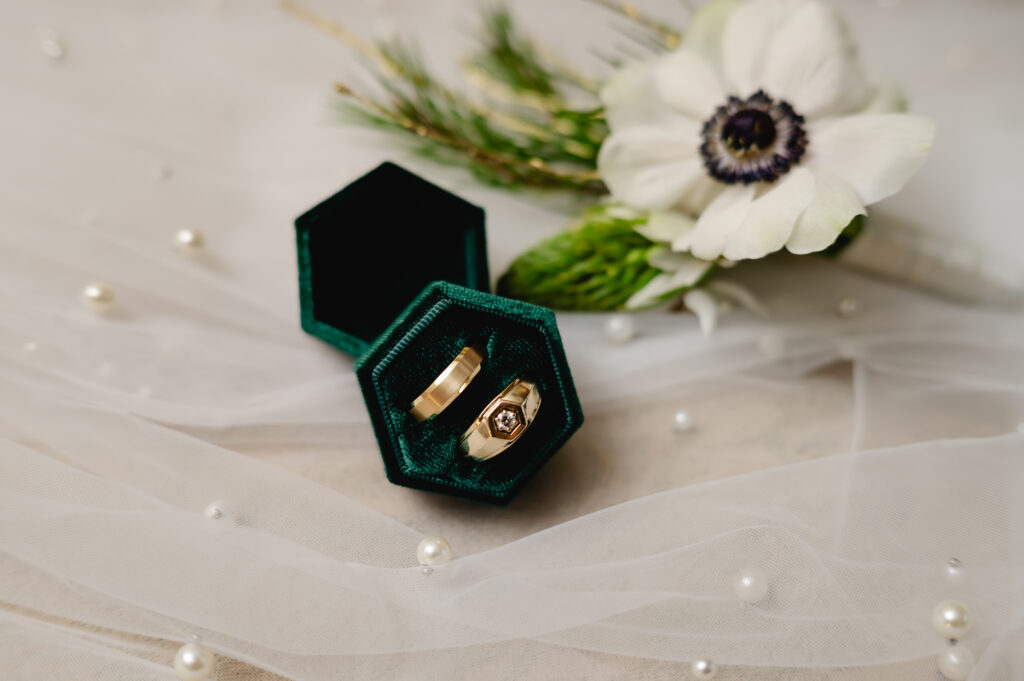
[296,162,584,504]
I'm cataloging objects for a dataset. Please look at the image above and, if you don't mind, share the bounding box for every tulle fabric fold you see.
[2,0,1022,677]
[2,216,1022,677]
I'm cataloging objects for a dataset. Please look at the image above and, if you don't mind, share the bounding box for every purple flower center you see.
[700,90,808,185]
[722,109,777,155]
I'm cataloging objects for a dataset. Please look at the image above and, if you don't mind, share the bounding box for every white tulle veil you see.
[1,0,1022,679]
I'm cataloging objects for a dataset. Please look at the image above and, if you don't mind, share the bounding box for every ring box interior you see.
[296,162,584,504]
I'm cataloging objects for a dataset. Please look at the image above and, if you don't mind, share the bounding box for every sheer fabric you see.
[1,0,1022,679]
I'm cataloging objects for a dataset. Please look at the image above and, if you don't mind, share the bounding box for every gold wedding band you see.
[460,378,541,461]
[409,345,484,422]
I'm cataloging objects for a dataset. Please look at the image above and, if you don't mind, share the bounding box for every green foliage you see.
[336,7,610,194]
[472,6,561,97]
[497,205,661,310]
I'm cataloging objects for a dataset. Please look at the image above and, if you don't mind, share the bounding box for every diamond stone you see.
[494,408,520,434]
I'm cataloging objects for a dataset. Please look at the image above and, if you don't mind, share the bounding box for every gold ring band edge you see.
[409,345,484,422]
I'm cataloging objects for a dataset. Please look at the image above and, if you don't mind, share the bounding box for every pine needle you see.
[280,0,610,195]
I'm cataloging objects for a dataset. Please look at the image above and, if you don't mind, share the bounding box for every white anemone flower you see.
[597,0,936,262]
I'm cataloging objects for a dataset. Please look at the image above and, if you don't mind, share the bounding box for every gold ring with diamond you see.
[459,378,541,461]
[409,345,484,422]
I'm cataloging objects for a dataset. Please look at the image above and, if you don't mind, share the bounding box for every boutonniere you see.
[284,0,1019,332]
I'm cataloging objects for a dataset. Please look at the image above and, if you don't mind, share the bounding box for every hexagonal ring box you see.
[295,162,584,504]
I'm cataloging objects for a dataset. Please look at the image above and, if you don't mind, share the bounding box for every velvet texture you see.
[355,282,584,505]
[296,162,489,356]
[297,162,582,503]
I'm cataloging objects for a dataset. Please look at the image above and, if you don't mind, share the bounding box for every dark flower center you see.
[722,110,777,155]
[700,90,808,185]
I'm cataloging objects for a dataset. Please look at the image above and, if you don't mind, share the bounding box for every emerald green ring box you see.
[296,162,584,504]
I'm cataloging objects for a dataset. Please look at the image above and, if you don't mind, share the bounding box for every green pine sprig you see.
[470,7,569,99]
[331,10,609,194]
[280,0,689,196]
[497,205,662,310]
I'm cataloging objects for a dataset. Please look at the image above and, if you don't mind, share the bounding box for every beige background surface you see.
[2,0,1022,678]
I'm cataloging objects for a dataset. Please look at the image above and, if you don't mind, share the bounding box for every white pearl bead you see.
[203,502,233,523]
[836,296,861,318]
[603,314,635,345]
[82,283,115,312]
[175,229,205,254]
[732,568,769,604]
[417,536,452,567]
[691,658,717,679]
[932,600,972,639]
[673,410,694,433]
[945,558,966,586]
[36,27,65,60]
[937,645,975,681]
[40,38,65,59]
[173,642,215,681]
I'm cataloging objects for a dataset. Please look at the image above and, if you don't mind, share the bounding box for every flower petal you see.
[669,218,696,252]
[678,174,724,216]
[683,288,719,336]
[721,167,816,260]
[808,114,936,204]
[759,0,872,117]
[625,256,713,309]
[646,245,704,272]
[601,59,686,131]
[655,49,726,120]
[598,123,706,211]
[689,183,757,260]
[785,171,865,254]
[705,280,770,317]
[721,0,806,97]
[681,0,742,66]
[635,211,696,245]
[691,171,816,261]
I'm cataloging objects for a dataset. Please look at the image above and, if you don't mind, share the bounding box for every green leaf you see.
[497,205,662,310]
